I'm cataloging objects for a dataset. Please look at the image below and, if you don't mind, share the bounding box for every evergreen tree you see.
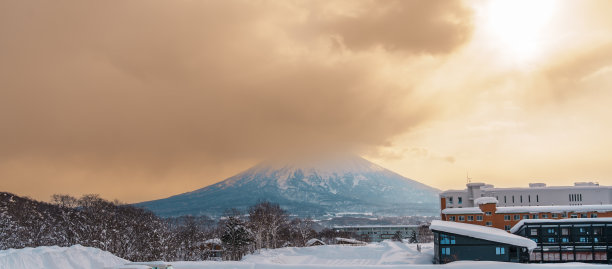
[221,210,253,260]
[409,230,418,243]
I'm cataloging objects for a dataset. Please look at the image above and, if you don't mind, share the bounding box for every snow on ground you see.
[0,244,127,269]
[241,241,433,265]
[2,242,612,269]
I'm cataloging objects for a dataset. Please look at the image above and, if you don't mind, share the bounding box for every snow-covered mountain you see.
[136,155,440,217]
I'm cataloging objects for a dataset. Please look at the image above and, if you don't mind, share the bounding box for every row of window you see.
[499,194,540,204]
[448,197,462,204]
[530,237,602,243]
[570,193,583,202]
[440,247,506,256]
[529,226,603,236]
[450,213,598,223]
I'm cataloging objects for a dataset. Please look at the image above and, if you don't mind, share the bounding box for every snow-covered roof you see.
[204,238,222,245]
[429,220,537,250]
[443,204,612,215]
[305,238,326,246]
[496,204,612,214]
[335,237,366,245]
[334,225,419,229]
[441,207,483,215]
[510,217,612,233]
[474,197,498,205]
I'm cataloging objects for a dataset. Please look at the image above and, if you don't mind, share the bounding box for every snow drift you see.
[0,245,127,269]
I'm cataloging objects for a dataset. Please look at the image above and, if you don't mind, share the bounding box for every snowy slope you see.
[0,245,127,269]
[136,155,440,217]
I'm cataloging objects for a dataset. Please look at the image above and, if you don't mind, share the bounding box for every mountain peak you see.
[136,155,440,218]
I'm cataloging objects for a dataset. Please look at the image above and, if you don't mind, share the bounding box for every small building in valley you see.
[333,225,420,242]
[430,220,536,264]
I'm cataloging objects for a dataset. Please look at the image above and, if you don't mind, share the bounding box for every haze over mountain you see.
[136,155,439,218]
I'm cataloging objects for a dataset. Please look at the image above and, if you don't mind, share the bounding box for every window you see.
[496,247,505,255]
[594,227,602,235]
[486,211,492,216]
[504,196,507,203]
[440,234,456,244]
[570,214,577,218]
[441,247,451,255]
[531,238,538,243]
[504,225,511,231]
[520,195,523,203]
[536,195,539,202]
[523,215,530,219]
[562,212,567,218]
[533,214,539,219]
[449,216,456,221]
[580,213,588,218]
[514,215,520,220]
[561,237,569,243]
[529,195,531,203]
[477,215,483,221]
[458,197,463,204]
[486,221,492,226]
[542,214,548,218]
[459,216,465,221]
[552,213,558,218]
[592,213,598,218]
[579,237,588,243]
[504,215,511,221]
[547,237,556,243]
[467,215,474,221]
[512,196,515,203]
[449,197,453,204]
[530,228,538,236]
[561,228,569,235]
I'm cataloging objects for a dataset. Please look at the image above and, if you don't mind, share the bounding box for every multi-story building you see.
[441,182,612,209]
[333,225,420,242]
[440,197,612,231]
[511,218,612,263]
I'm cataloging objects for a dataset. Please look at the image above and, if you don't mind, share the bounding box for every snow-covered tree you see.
[221,210,253,260]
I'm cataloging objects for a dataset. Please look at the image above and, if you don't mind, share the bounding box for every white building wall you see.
[441,182,612,209]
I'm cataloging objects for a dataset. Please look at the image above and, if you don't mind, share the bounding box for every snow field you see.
[0,244,127,269]
[2,242,612,269]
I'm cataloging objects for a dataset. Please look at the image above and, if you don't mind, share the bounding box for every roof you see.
[305,238,326,246]
[442,204,612,215]
[430,220,537,250]
[510,217,612,233]
[204,238,222,245]
[335,237,366,244]
[475,197,498,205]
[442,207,483,215]
[496,204,612,214]
[334,225,419,229]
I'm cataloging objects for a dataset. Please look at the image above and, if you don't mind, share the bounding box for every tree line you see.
[0,192,361,261]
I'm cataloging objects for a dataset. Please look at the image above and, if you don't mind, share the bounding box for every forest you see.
[0,192,430,261]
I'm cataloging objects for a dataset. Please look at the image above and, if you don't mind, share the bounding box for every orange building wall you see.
[440,200,612,231]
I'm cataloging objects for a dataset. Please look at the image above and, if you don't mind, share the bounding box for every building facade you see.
[430,220,535,264]
[441,182,612,209]
[440,198,612,231]
[511,218,612,263]
[333,225,420,242]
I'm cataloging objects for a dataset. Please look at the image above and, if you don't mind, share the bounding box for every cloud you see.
[315,0,473,53]
[0,0,473,201]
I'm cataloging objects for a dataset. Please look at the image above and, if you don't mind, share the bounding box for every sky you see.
[1,0,612,203]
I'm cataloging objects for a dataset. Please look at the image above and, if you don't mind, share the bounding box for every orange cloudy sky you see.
[1,0,612,203]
